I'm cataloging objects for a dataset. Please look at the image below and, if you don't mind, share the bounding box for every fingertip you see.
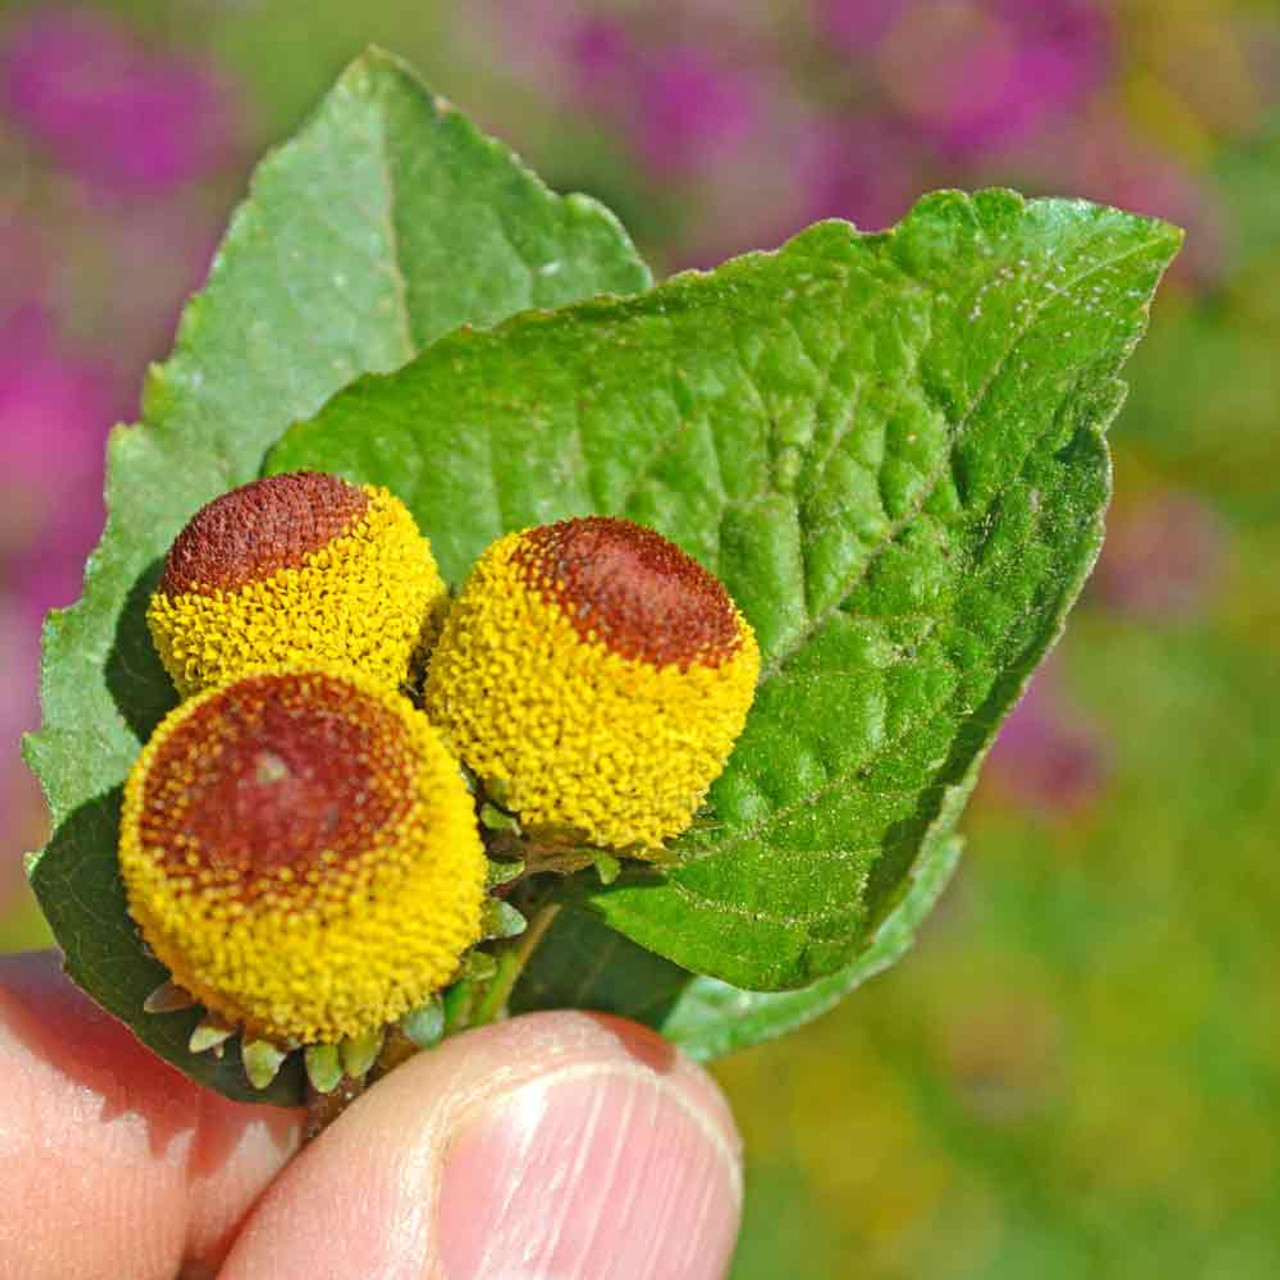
[221,1011,742,1279]
[2,955,743,1279]
[0,951,301,1278]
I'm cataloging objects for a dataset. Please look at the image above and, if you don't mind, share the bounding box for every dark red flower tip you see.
[159,471,369,596]
[511,516,742,668]
[139,670,408,895]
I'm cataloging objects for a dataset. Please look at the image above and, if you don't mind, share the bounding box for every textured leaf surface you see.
[272,191,1181,990]
[23,51,649,1103]
[513,832,962,1060]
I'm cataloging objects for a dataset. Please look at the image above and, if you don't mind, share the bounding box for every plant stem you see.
[304,1073,366,1144]
[371,1024,421,1080]
[470,900,561,1028]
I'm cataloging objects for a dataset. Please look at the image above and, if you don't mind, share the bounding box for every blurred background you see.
[1,1,1278,1274]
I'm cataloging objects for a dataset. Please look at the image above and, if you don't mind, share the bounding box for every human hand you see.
[0,950,742,1278]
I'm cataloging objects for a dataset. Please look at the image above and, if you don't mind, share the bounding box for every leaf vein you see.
[760,233,1154,683]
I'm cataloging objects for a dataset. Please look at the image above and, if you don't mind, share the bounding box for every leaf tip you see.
[342,44,416,88]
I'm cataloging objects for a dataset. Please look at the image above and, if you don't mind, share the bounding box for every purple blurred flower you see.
[628,45,758,178]
[801,119,918,232]
[0,595,48,907]
[521,10,762,179]
[0,598,39,753]
[0,11,236,197]
[876,0,1111,159]
[0,303,116,621]
[987,665,1108,815]
[817,0,910,52]
[0,303,114,892]
[1093,492,1226,621]
[90,201,226,400]
[567,15,637,105]
[0,216,50,314]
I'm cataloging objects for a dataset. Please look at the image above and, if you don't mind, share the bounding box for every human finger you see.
[0,949,301,1278]
[220,1010,743,1280]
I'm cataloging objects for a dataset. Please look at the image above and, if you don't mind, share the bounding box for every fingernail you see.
[438,1061,742,1279]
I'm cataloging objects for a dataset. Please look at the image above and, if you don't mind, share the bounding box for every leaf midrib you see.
[369,86,417,366]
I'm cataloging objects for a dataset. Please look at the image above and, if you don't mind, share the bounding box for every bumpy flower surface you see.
[424,517,759,849]
[119,666,486,1046]
[147,471,446,696]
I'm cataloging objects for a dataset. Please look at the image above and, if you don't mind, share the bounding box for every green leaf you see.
[270,190,1181,990]
[512,830,963,1060]
[662,830,962,1058]
[22,49,649,1105]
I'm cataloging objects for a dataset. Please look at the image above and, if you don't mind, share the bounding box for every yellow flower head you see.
[424,516,759,850]
[119,666,486,1046]
[147,471,446,697]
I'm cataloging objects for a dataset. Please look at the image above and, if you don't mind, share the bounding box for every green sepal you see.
[594,854,623,886]
[485,857,526,889]
[304,1043,344,1094]
[481,899,528,941]
[480,803,521,834]
[340,1027,385,1078]
[143,980,195,1014]
[463,951,500,982]
[400,997,446,1050]
[243,1039,289,1090]
[189,1014,236,1056]
[483,777,515,808]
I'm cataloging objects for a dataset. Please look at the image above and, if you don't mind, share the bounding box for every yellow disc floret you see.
[424,516,759,849]
[147,471,447,697]
[119,666,486,1045]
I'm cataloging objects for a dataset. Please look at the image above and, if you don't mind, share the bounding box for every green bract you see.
[23,48,1181,1106]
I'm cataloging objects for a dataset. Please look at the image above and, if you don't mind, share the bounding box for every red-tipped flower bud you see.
[119,666,486,1046]
[147,471,446,696]
[425,517,759,849]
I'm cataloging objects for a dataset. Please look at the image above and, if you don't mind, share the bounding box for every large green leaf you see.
[22,50,649,1104]
[512,832,962,1060]
[271,192,1181,990]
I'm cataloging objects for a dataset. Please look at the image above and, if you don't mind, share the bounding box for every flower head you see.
[147,472,446,696]
[119,666,485,1046]
[425,516,759,849]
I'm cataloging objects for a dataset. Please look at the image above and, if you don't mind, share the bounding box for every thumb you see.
[219,1011,743,1279]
